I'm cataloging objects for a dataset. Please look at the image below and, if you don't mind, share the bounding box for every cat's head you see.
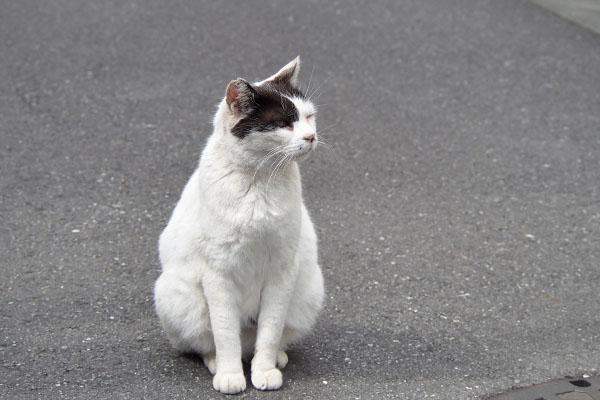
[218,57,318,164]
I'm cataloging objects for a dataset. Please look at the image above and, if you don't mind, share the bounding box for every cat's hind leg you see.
[276,349,288,369]
[280,261,325,350]
[154,271,215,363]
[156,271,246,393]
[203,352,217,375]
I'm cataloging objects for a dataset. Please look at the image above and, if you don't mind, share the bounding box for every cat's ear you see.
[226,78,256,116]
[265,56,301,88]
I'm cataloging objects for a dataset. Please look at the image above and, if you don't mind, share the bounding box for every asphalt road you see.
[1,1,599,399]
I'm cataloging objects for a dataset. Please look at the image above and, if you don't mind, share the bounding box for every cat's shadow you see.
[177,352,260,375]
[176,320,490,385]
[283,320,492,384]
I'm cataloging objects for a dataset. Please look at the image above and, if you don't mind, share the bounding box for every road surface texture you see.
[1,1,599,399]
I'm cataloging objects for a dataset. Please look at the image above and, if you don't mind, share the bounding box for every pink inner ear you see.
[226,84,238,106]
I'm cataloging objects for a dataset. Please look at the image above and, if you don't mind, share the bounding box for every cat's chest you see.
[223,189,301,260]
[197,167,302,264]
[245,193,286,224]
[232,183,300,231]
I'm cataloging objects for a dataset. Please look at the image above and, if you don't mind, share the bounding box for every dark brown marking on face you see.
[231,83,305,139]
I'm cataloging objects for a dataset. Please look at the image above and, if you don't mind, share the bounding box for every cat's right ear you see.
[226,78,256,116]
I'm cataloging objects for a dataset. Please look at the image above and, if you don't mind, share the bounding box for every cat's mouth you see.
[290,141,317,160]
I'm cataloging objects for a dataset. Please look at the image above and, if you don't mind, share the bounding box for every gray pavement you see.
[1,1,599,399]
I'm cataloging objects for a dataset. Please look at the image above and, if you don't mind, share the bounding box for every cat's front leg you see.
[202,272,246,394]
[251,274,296,391]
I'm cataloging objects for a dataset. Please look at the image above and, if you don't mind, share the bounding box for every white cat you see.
[154,57,325,394]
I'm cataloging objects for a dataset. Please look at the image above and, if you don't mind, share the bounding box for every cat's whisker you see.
[315,133,335,149]
[316,136,333,149]
[305,64,315,100]
[263,144,287,160]
[308,78,327,100]
[315,139,340,160]
[307,77,329,102]
[310,88,329,104]
[317,135,332,145]
[267,150,289,180]
[266,151,293,195]
[319,131,344,136]
[274,154,292,181]
[318,125,343,136]
[253,144,288,183]
[281,154,295,180]
[263,151,288,175]
[256,145,286,171]
[310,90,330,108]
[316,122,338,132]
[316,141,331,150]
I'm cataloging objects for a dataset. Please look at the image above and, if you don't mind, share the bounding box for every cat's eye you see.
[276,120,293,130]
[306,114,315,121]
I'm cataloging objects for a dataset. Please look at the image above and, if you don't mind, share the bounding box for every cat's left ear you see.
[226,78,256,116]
[265,56,301,88]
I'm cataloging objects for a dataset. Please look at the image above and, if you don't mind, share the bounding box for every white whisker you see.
[317,122,338,133]
[316,140,331,149]
[308,77,329,102]
[266,151,293,195]
[305,64,315,99]
[253,144,287,183]
[319,131,344,136]
[311,87,329,103]
[315,137,339,160]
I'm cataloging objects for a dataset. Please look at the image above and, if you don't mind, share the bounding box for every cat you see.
[154,57,325,394]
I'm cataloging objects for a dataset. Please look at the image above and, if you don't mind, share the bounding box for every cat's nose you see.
[303,133,316,143]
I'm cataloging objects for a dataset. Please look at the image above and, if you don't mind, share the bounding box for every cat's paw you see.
[203,353,216,375]
[251,368,283,391]
[276,349,288,369]
[212,372,247,394]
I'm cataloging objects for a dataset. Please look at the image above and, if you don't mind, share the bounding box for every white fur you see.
[154,57,324,394]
